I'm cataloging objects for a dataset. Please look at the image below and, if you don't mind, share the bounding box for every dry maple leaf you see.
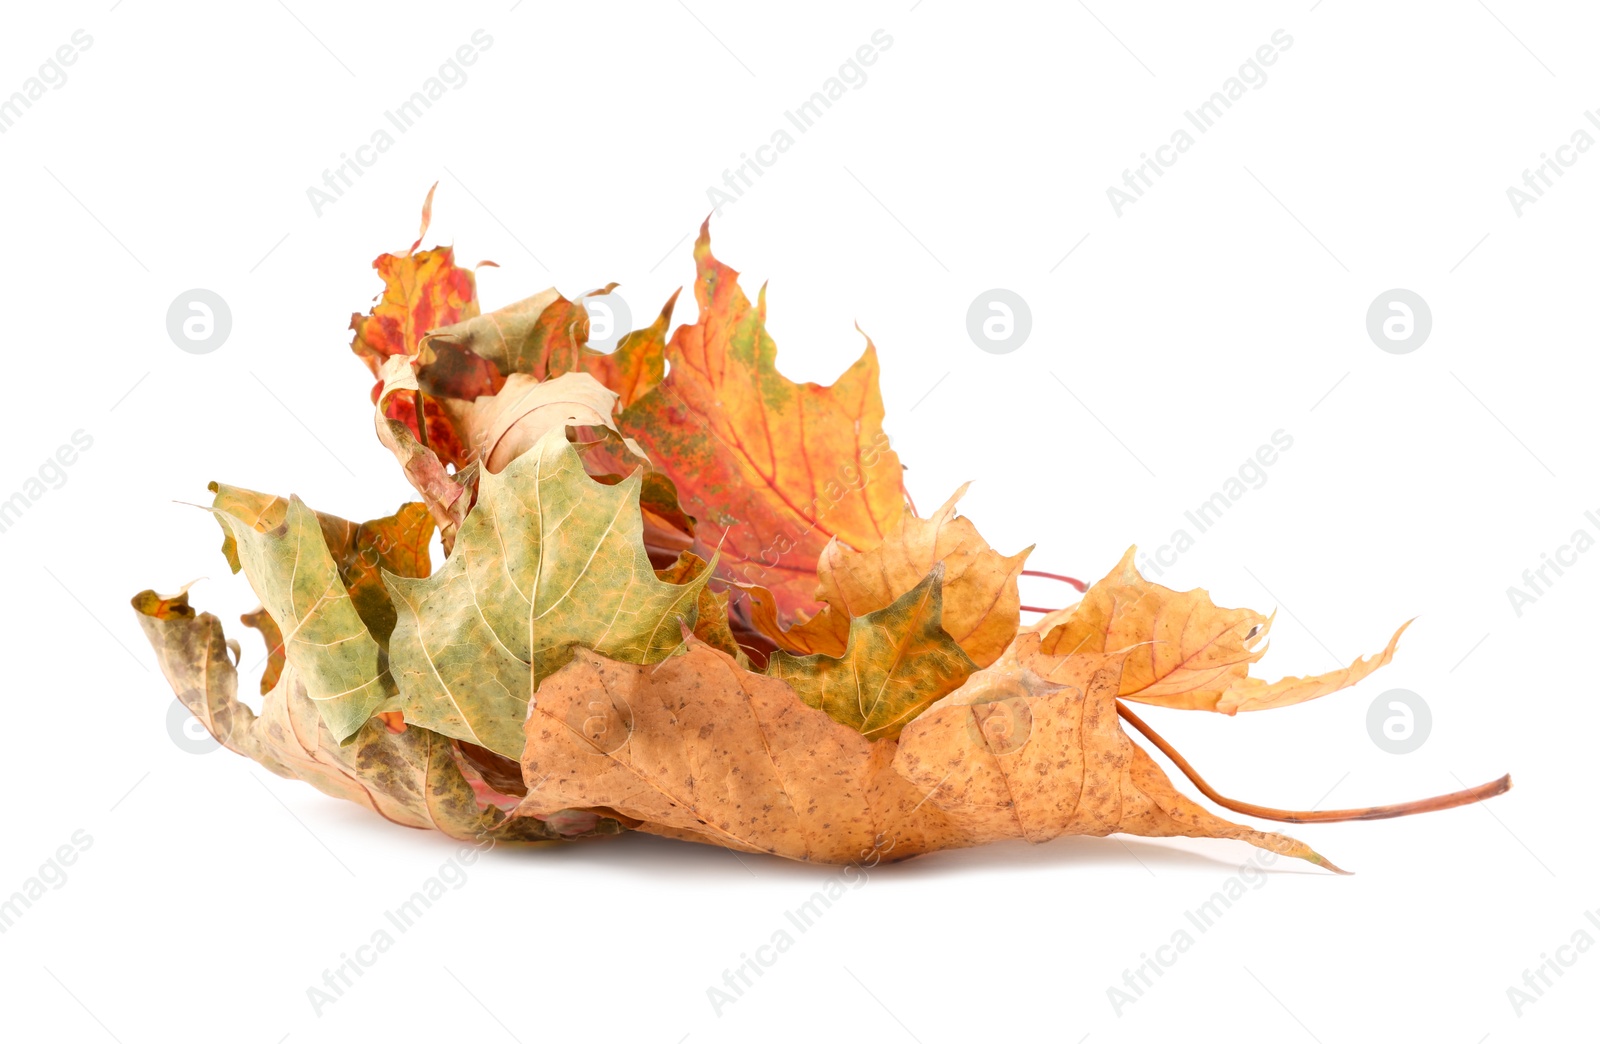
[350,184,492,471]
[1041,546,1410,714]
[348,185,480,379]
[517,640,971,861]
[457,371,642,475]
[891,633,1348,862]
[209,483,406,742]
[617,223,907,624]
[384,428,711,760]
[766,567,980,741]
[133,588,598,844]
[516,636,1343,868]
[371,354,476,545]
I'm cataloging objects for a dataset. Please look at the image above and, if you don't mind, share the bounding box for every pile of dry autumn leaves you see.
[134,189,1509,872]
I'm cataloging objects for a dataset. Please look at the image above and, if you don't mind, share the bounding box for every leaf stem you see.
[1021,569,1087,593]
[1116,701,1512,823]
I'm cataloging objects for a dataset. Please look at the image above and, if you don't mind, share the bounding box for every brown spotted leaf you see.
[516,641,968,862]
[513,636,1340,869]
[892,634,1345,869]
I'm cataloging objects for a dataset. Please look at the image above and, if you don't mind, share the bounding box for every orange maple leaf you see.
[619,222,907,625]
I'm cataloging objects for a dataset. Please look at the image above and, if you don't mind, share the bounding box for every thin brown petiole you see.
[1116,701,1512,824]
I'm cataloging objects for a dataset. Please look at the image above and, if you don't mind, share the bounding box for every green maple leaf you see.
[766,565,979,741]
[210,483,399,743]
[385,429,711,759]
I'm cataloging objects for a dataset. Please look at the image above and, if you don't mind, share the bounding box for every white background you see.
[1,1,1594,1040]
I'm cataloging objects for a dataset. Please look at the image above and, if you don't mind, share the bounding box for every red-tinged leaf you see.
[372,376,473,471]
[373,356,478,552]
[348,188,484,380]
[617,223,907,625]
